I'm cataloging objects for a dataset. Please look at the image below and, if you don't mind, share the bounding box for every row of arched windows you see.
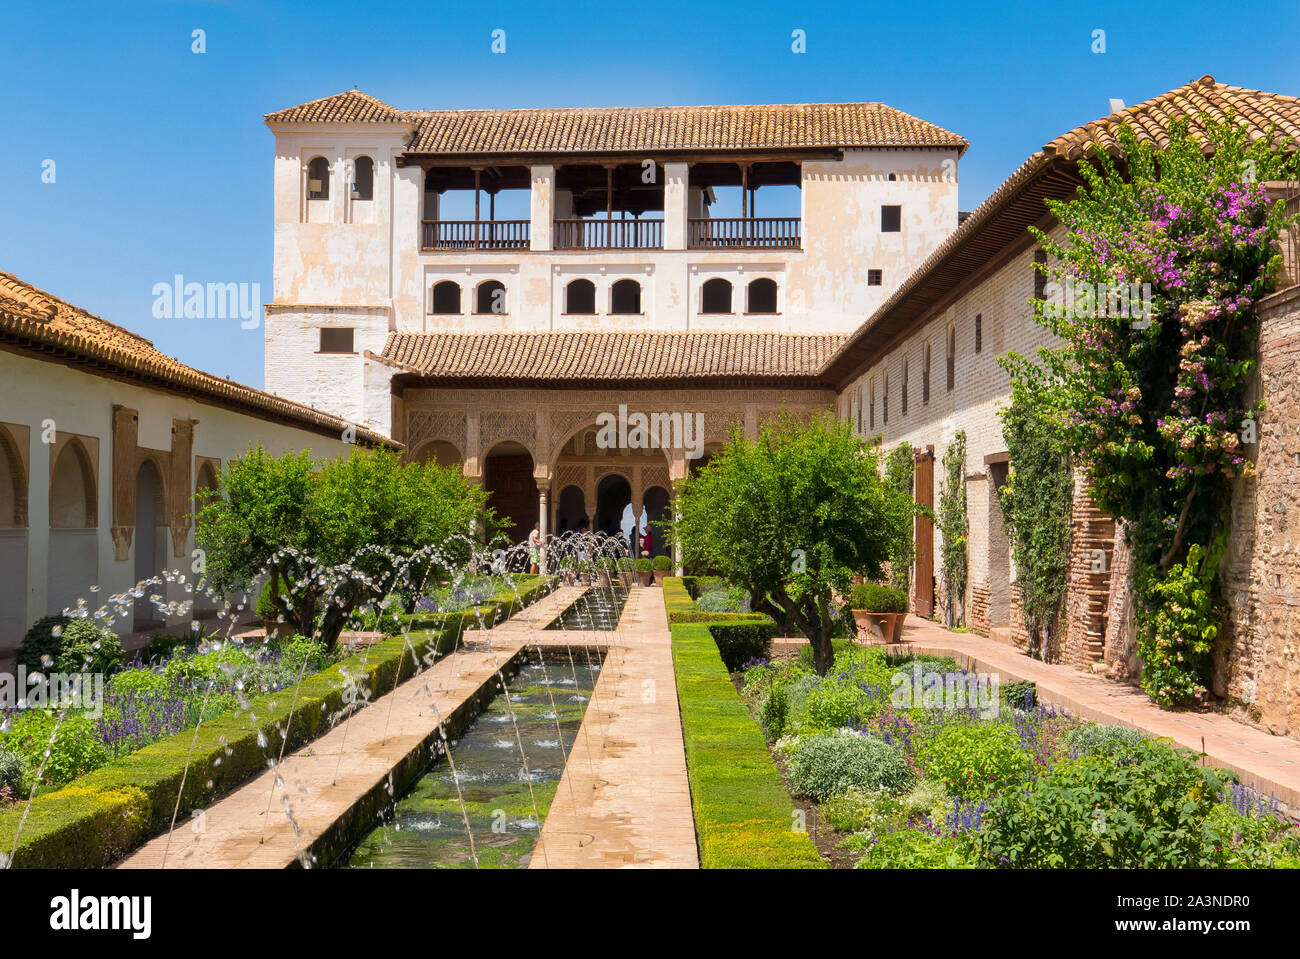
[427,276,783,316]
[0,429,223,532]
[701,277,777,314]
[431,280,507,315]
[306,155,374,201]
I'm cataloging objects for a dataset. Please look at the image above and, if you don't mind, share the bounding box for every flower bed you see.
[0,578,551,868]
[739,643,1300,869]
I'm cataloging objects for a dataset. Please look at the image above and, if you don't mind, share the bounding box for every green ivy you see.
[883,442,916,593]
[937,431,968,627]
[998,382,1073,658]
[1005,114,1300,705]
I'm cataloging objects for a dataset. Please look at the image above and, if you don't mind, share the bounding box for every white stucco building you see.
[0,272,389,661]
[262,91,967,438]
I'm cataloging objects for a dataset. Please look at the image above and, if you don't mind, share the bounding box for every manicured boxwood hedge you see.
[663,577,776,669]
[671,622,824,869]
[0,578,551,869]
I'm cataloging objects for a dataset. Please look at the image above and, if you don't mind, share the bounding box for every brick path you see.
[118,587,584,868]
[528,587,698,868]
[780,615,1300,811]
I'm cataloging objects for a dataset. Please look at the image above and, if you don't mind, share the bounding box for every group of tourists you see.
[524,522,653,575]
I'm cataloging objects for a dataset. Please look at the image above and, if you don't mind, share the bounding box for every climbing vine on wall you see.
[997,381,1073,660]
[1005,115,1299,706]
[883,441,916,594]
[938,430,968,628]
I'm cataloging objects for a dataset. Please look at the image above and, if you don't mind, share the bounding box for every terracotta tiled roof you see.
[1044,75,1300,160]
[264,89,413,124]
[822,76,1300,385]
[0,272,393,448]
[381,331,846,382]
[266,91,968,155]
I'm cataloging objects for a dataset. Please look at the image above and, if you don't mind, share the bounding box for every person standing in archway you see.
[527,522,541,575]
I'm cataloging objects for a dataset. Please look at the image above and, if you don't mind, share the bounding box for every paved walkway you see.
[119,587,583,868]
[528,587,698,868]
[782,615,1300,811]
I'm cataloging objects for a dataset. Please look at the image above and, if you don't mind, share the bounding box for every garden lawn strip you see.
[671,622,824,868]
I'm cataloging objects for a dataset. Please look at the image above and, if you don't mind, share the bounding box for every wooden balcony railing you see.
[554,218,664,250]
[421,219,530,251]
[688,216,801,249]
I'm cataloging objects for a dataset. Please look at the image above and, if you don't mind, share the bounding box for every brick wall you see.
[1218,283,1300,736]
[1061,476,1118,669]
[969,582,990,635]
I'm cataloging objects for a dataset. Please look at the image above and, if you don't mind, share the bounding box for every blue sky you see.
[2,0,1297,388]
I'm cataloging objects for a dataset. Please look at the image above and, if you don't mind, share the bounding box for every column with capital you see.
[630,500,644,560]
[671,481,684,575]
[537,485,549,573]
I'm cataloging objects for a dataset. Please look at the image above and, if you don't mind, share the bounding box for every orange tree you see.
[194,445,493,648]
[671,411,913,675]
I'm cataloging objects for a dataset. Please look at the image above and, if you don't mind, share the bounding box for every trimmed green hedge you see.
[848,582,908,614]
[663,577,775,669]
[396,575,552,633]
[0,578,551,869]
[671,622,824,869]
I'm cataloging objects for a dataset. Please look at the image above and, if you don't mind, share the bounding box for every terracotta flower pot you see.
[637,570,653,586]
[851,610,907,644]
[596,570,612,588]
[652,570,667,586]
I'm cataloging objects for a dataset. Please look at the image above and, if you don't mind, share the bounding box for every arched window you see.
[352,155,374,201]
[946,324,956,391]
[610,279,641,315]
[475,280,506,315]
[307,156,330,200]
[868,380,876,430]
[923,342,931,405]
[856,386,864,433]
[0,425,26,527]
[196,462,219,497]
[49,440,95,529]
[747,278,778,314]
[565,279,596,314]
[413,441,462,469]
[901,357,909,414]
[701,278,732,314]
[431,281,461,314]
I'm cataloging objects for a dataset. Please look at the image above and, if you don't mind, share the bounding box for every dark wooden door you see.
[914,446,935,618]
